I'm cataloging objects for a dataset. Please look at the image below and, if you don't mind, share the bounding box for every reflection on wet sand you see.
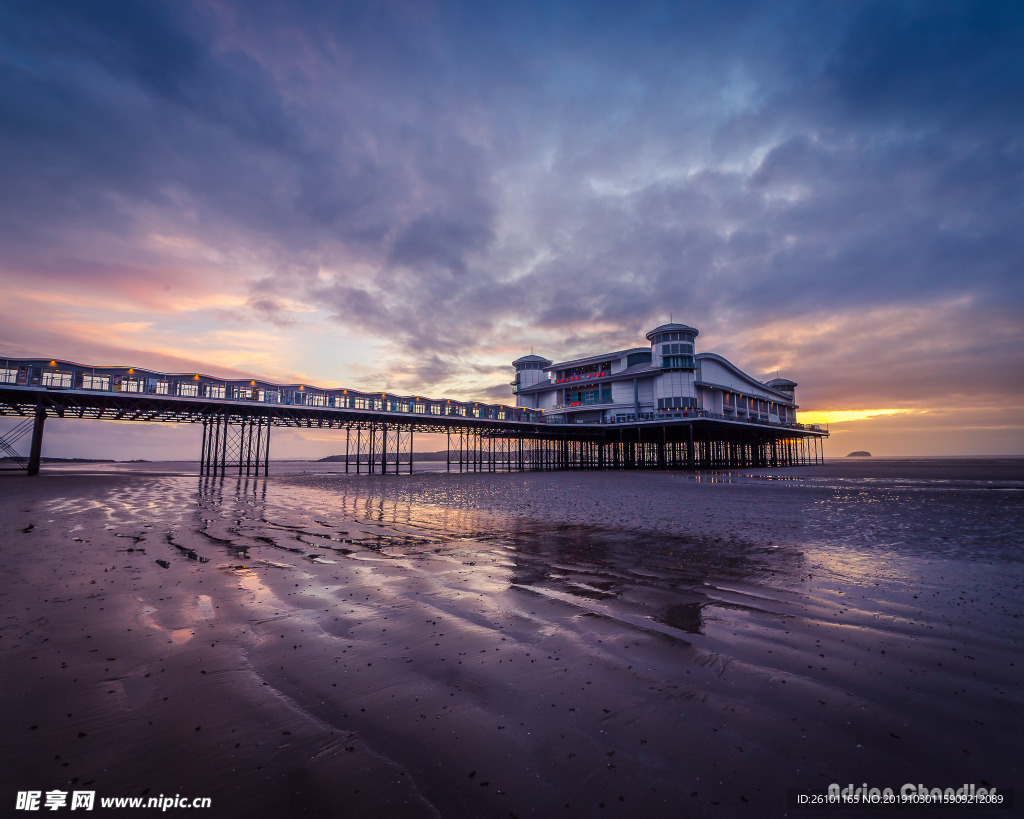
[5,465,1020,817]
[187,474,809,649]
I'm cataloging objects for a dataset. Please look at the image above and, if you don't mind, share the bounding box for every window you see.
[116,378,142,393]
[42,370,73,388]
[178,382,199,397]
[206,384,226,399]
[657,397,697,410]
[82,374,109,390]
[564,385,612,406]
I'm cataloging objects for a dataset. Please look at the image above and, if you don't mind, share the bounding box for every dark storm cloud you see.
[1,0,1022,404]
[0,0,489,256]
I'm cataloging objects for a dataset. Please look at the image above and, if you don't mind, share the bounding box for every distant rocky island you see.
[846,451,872,457]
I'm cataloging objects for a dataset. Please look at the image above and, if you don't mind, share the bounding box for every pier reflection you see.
[180,473,806,643]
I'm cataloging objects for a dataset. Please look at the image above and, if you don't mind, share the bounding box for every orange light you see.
[194,374,199,380]
[251,381,256,385]
[50,360,57,366]
[299,385,304,390]
[128,368,134,374]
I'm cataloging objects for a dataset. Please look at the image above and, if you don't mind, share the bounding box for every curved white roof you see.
[646,322,699,340]
[512,354,553,366]
[696,353,796,401]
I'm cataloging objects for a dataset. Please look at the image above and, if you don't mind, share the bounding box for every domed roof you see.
[512,354,552,366]
[645,322,699,340]
[766,377,797,388]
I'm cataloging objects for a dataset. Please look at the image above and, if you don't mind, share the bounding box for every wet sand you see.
[1,461,1022,816]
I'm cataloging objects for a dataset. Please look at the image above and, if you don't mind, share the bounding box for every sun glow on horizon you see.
[798,408,916,425]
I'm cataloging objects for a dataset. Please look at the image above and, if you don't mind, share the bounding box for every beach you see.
[1,459,1022,816]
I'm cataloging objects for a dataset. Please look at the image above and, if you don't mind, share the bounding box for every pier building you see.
[513,322,800,426]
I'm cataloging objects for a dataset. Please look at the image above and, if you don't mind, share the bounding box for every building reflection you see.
[187,474,807,640]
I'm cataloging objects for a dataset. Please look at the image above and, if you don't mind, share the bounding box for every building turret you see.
[645,322,699,411]
[765,377,797,400]
[512,354,552,408]
[645,322,698,370]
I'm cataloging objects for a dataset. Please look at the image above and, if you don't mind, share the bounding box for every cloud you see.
[0,0,1021,454]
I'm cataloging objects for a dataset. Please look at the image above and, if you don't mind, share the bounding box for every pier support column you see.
[27,400,46,476]
[199,414,271,477]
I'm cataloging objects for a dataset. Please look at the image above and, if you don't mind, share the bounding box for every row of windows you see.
[661,355,695,369]
[558,361,612,380]
[3,367,529,421]
[722,393,790,417]
[614,412,656,423]
[651,332,695,344]
[656,398,698,409]
[660,343,693,355]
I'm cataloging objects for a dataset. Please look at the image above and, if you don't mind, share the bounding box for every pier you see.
[1,358,827,475]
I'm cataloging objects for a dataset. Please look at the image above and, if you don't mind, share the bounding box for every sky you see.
[1,0,1022,459]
